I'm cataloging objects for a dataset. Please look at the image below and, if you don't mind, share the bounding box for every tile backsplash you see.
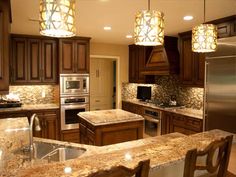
[6,85,59,105]
[122,75,204,110]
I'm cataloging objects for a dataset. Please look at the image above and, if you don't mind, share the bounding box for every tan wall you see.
[90,42,129,83]
[90,42,129,108]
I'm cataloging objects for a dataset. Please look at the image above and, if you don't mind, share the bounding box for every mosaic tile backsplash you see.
[122,75,204,110]
[5,85,59,105]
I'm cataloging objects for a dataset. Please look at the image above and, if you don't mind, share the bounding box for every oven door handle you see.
[61,104,88,110]
[144,116,160,123]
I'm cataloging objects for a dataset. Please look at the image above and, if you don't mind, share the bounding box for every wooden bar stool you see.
[184,135,233,177]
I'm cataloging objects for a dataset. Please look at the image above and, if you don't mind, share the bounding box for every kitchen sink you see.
[15,141,86,163]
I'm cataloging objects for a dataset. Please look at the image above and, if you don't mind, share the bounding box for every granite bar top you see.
[123,100,203,119]
[0,103,59,113]
[78,109,144,126]
[0,118,233,177]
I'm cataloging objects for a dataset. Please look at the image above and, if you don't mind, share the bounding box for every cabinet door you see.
[44,113,59,140]
[231,20,236,36]
[129,46,136,83]
[137,46,146,82]
[41,39,57,83]
[194,53,205,87]
[0,2,10,92]
[74,40,89,73]
[59,39,74,73]
[217,22,231,38]
[180,36,194,85]
[33,112,44,138]
[169,114,186,134]
[11,37,28,84]
[28,39,41,83]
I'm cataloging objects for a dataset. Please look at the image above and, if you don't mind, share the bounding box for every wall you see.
[90,42,129,108]
[6,85,59,105]
[122,75,204,110]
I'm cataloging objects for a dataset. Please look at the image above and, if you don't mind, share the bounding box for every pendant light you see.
[39,0,76,38]
[134,0,164,46]
[192,0,217,53]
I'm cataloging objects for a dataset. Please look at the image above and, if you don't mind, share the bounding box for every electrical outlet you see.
[41,90,46,98]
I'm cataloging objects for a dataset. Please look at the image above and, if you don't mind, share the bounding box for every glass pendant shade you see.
[39,0,76,38]
[134,10,164,46]
[192,24,217,53]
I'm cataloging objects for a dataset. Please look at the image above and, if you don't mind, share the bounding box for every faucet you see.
[29,113,41,159]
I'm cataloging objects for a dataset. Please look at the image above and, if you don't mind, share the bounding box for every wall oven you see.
[60,96,89,130]
[143,108,161,137]
[60,74,89,96]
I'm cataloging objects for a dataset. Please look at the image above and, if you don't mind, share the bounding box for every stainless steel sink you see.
[15,141,86,163]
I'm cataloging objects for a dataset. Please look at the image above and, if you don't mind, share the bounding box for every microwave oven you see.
[60,74,89,96]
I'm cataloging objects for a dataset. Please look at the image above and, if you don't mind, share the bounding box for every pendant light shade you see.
[192,0,217,53]
[134,0,164,46]
[39,0,76,38]
[192,24,217,52]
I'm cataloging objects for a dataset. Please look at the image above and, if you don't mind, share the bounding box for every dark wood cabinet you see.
[59,37,90,74]
[162,111,203,135]
[28,39,41,83]
[128,45,154,83]
[60,129,80,143]
[179,32,205,87]
[0,0,11,93]
[122,101,143,115]
[32,110,59,140]
[11,35,58,84]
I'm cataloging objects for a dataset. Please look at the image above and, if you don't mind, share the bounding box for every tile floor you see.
[229,143,236,174]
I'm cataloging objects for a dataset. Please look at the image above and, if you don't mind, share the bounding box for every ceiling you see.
[11,0,236,45]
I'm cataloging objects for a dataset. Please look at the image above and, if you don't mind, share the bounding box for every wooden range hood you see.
[141,36,180,75]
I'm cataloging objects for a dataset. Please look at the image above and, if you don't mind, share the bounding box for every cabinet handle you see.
[95,100,100,102]
[97,70,99,77]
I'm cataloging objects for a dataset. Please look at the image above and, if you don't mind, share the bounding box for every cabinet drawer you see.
[61,129,80,143]
[186,117,202,130]
[172,116,185,125]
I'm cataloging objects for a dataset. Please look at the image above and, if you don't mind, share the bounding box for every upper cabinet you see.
[179,15,236,88]
[11,35,58,85]
[129,45,155,83]
[179,32,205,87]
[0,0,11,93]
[59,37,90,74]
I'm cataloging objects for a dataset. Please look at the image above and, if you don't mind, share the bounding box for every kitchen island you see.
[78,109,144,146]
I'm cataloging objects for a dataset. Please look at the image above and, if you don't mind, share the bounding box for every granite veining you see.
[123,100,203,119]
[0,118,233,177]
[78,109,144,126]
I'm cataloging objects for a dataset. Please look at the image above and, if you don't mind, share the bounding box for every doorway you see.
[90,56,118,111]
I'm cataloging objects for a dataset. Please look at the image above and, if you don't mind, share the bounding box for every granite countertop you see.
[78,109,144,126]
[0,103,59,113]
[0,117,233,177]
[123,100,203,119]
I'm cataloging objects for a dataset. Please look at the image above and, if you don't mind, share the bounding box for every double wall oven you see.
[60,74,89,130]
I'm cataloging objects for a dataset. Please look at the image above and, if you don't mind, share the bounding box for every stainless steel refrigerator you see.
[204,36,236,133]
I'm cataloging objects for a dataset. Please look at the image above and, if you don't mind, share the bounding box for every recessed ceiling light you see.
[126,35,132,39]
[183,15,193,21]
[104,26,111,30]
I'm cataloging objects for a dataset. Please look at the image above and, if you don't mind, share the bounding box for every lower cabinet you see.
[122,101,143,115]
[162,111,203,135]
[60,129,80,143]
[0,109,60,140]
[32,110,59,140]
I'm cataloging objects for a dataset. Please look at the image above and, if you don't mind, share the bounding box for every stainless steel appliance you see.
[60,96,89,130]
[143,107,161,137]
[60,74,90,130]
[60,74,89,96]
[204,36,236,134]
